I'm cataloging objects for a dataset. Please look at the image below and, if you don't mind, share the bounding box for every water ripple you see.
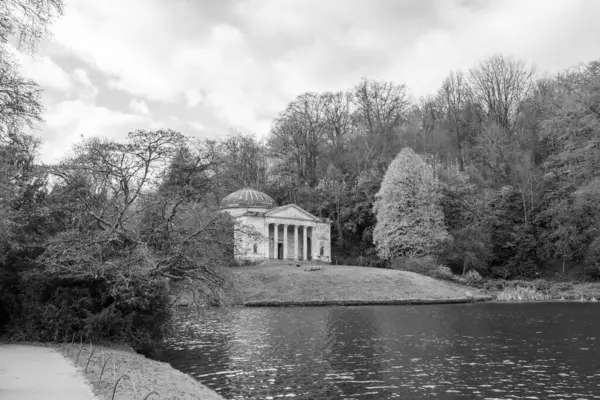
[158,303,600,399]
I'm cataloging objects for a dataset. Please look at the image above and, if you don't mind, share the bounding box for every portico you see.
[267,222,315,261]
[219,188,332,264]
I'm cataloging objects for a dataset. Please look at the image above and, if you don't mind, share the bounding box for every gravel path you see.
[0,345,97,400]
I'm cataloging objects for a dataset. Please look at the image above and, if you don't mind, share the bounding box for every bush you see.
[391,256,438,274]
[464,270,482,284]
[490,266,513,279]
[2,269,171,352]
[369,259,390,269]
[496,286,552,301]
[553,282,574,291]
[482,280,505,291]
[433,265,454,279]
[532,278,551,291]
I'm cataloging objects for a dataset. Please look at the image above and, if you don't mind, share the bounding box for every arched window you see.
[253,243,258,254]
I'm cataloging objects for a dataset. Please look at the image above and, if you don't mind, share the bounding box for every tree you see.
[373,148,448,259]
[0,0,62,252]
[353,78,410,173]
[469,55,535,132]
[436,71,481,170]
[535,61,600,274]
[321,91,354,173]
[268,93,326,188]
[43,130,238,304]
[0,0,64,50]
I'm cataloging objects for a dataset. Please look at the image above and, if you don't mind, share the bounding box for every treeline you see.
[229,55,599,280]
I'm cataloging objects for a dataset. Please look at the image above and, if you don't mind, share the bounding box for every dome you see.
[220,188,275,209]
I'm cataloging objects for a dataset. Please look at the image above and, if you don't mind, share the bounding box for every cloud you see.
[129,99,150,115]
[72,69,99,100]
[15,51,73,91]
[39,99,153,163]
[24,0,600,161]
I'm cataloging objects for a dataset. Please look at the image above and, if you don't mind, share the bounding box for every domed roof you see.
[220,188,275,209]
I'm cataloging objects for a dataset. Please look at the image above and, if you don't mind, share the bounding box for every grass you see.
[486,279,600,301]
[54,342,223,400]
[496,287,553,301]
[229,263,483,305]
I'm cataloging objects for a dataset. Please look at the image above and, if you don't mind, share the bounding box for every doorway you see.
[277,243,283,260]
[306,237,312,261]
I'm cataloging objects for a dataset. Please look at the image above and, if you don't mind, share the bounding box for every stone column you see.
[273,223,278,259]
[264,222,270,260]
[293,225,298,260]
[283,224,288,260]
[302,226,307,261]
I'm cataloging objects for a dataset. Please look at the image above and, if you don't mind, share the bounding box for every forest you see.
[1,0,599,349]
[247,55,600,282]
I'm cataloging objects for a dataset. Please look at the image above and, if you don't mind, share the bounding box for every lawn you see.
[230,263,479,304]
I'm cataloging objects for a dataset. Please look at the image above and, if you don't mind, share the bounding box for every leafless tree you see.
[469,55,535,132]
[352,78,410,172]
[268,92,327,188]
[0,0,64,50]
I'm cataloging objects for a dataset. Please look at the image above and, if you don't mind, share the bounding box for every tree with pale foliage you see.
[373,147,448,259]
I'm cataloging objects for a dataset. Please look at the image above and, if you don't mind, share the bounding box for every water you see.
[157,303,600,399]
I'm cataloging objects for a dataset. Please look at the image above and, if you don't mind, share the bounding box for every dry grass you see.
[485,279,600,301]
[553,282,600,300]
[230,263,480,304]
[496,287,553,301]
[55,343,223,400]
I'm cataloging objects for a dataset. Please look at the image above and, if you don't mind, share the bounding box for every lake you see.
[157,303,600,399]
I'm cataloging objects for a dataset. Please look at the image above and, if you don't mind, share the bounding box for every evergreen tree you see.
[373,148,448,259]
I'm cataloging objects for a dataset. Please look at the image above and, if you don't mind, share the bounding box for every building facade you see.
[220,188,332,263]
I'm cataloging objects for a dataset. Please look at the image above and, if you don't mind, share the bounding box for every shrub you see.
[532,278,551,291]
[439,226,492,275]
[465,270,483,284]
[369,259,390,269]
[584,237,600,280]
[553,282,574,292]
[496,287,552,301]
[433,265,454,279]
[482,279,505,291]
[391,256,438,275]
[490,265,513,279]
[3,270,171,352]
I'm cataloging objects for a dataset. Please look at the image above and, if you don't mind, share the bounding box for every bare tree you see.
[268,92,327,188]
[437,71,475,170]
[43,130,244,304]
[469,55,535,132]
[0,0,64,50]
[352,78,410,172]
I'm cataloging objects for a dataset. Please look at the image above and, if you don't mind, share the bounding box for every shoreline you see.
[242,296,492,307]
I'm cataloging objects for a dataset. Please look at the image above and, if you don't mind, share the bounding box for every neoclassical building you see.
[220,188,331,263]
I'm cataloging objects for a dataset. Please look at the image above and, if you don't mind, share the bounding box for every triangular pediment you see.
[265,204,322,221]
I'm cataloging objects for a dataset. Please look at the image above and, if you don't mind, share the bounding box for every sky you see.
[12,0,600,163]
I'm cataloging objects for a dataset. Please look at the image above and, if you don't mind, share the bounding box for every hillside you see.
[230,263,482,305]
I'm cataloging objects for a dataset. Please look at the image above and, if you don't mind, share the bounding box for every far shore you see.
[225,263,485,305]
[171,262,600,307]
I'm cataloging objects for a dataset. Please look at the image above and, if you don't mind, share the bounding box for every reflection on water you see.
[157,303,600,399]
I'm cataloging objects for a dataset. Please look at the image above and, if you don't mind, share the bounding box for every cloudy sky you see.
[14,0,600,163]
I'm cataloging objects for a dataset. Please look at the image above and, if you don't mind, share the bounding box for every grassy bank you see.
[54,342,223,400]
[230,263,483,305]
[485,280,600,301]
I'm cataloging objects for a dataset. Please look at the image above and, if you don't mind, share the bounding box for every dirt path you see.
[0,345,97,400]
